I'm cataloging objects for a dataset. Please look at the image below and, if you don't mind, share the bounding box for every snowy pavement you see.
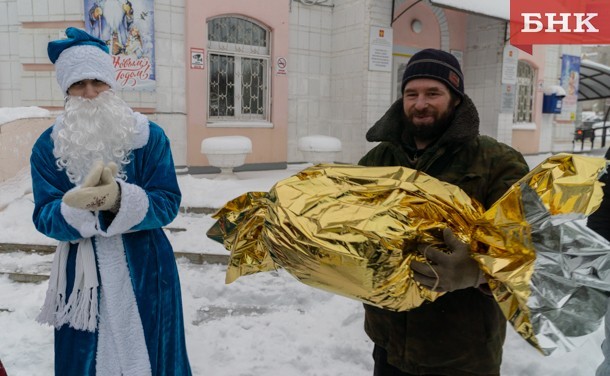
[0,155,607,375]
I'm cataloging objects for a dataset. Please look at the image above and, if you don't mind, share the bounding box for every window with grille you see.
[513,61,535,123]
[207,16,270,123]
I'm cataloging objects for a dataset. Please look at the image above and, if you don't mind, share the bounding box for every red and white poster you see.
[85,0,156,91]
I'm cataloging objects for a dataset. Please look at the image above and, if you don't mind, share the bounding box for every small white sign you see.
[500,84,516,113]
[501,44,519,85]
[369,26,393,72]
[276,57,287,75]
[191,48,205,70]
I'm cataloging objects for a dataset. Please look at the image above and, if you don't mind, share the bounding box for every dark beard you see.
[403,108,455,144]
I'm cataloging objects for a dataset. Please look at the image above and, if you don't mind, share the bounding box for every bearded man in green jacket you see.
[359,49,529,376]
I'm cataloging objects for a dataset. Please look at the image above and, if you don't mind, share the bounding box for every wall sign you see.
[276,57,287,75]
[369,26,393,72]
[191,48,205,69]
[85,0,156,91]
[501,44,518,85]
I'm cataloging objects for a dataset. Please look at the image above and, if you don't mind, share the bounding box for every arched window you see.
[207,16,270,123]
[513,61,535,123]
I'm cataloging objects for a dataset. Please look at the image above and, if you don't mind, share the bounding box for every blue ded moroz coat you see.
[30,114,192,375]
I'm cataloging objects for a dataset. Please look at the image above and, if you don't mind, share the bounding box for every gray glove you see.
[63,161,120,212]
[410,227,485,292]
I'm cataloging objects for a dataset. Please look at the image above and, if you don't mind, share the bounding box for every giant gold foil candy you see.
[208,164,485,310]
[207,153,609,354]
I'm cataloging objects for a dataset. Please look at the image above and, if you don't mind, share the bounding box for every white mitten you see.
[81,160,105,188]
[63,162,120,212]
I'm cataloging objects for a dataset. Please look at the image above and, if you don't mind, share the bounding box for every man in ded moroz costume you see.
[31,27,192,375]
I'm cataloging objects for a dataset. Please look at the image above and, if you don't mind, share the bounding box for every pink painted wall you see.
[392,1,467,52]
[512,45,546,154]
[184,0,290,167]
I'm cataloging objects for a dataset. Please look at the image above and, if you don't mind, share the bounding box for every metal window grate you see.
[514,61,534,123]
[207,17,270,122]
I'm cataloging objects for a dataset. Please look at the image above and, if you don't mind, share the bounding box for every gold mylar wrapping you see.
[207,164,486,311]
[207,153,608,354]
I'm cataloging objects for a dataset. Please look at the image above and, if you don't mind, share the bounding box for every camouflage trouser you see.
[598,298,610,376]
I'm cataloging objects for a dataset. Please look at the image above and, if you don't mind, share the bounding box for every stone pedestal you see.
[201,136,252,179]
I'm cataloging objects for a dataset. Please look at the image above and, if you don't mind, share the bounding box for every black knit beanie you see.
[401,49,464,98]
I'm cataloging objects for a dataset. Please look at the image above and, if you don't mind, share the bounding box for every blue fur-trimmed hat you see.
[401,49,464,98]
[48,27,116,94]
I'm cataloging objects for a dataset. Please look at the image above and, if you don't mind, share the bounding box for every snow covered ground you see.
[0,103,606,375]
[0,153,606,375]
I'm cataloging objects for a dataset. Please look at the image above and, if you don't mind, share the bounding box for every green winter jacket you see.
[359,95,529,376]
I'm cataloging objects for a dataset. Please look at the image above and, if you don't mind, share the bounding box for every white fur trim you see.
[55,44,116,94]
[51,115,64,139]
[96,300,121,375]
[61,202,99,238]
[132,113,150,149]
[95,235,151,375]
[100,180,149,237]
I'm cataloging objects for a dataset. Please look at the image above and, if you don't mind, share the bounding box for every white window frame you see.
[513,60,536,125]
[206,16,272,128]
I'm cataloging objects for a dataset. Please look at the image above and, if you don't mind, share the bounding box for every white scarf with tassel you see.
[37,238,98,331]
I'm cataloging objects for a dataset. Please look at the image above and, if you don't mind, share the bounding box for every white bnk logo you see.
[522,13,599,32]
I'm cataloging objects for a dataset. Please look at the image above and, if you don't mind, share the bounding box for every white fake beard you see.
[53,91,137,185]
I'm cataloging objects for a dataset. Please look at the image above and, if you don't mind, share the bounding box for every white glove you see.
[63,161,120,212]
[410,228,485,292]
